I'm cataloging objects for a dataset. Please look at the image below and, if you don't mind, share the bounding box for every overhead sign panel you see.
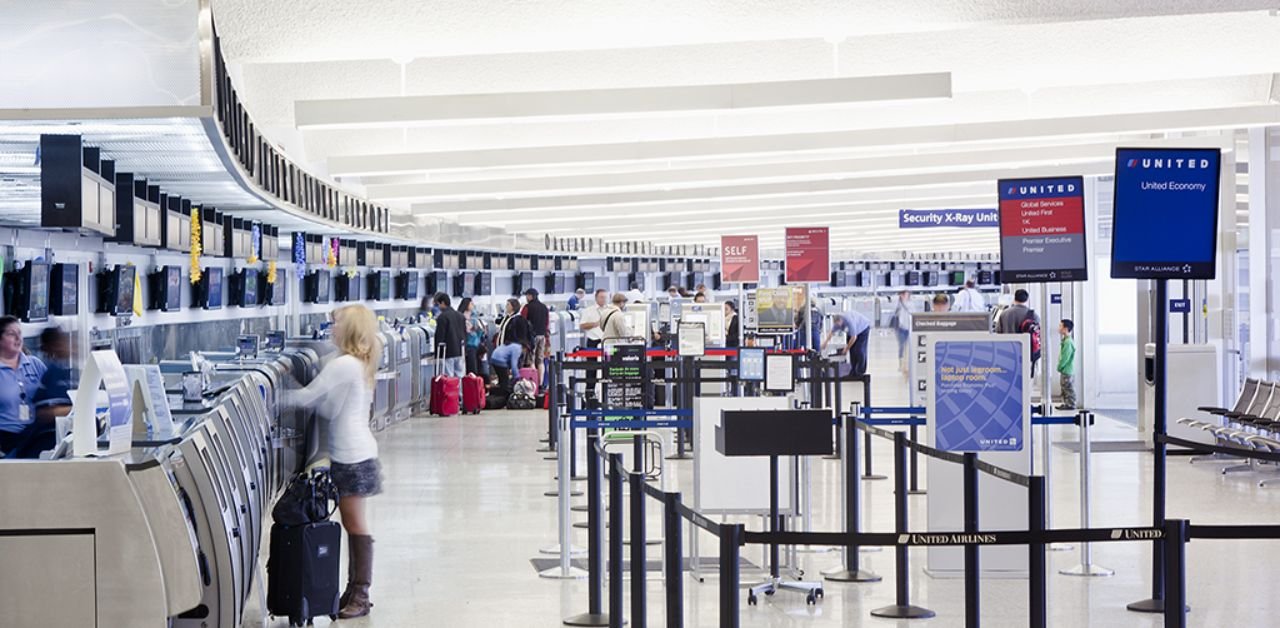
[1110,147,1221,279]
[997,176,1087,282]
[784,227,829,283]
[720,235,760,283]
[899,209,998,229]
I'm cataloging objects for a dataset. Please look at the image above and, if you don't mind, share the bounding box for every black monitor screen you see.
[160,265,182,311]
[580,272,595,292]
[115,265,137,316]
[22,262,50,322]
[265,330,285,351]
[399,272,419,300]
[948,270,966,286]
[202,267,223,310]
[379,270,391,301]
[552,273,566,294]
[308,270,331,304]
[51,263,77,316]
[977,270,994,285]
[476,272,492,296]
[241,269,258,307]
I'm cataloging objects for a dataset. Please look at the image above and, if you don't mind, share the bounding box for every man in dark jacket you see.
[523,288,551,385]
[996,288,1041,374]
[433,292,467,377]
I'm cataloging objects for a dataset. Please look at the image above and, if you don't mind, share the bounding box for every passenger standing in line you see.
[696,283,714,301]
[932,293,952,312]
[601,293,635,341]
[724,301,740,348]
[891,291,913,370]
[568,288,585,311]
[1057,319,1077,410]
[492,298,532,392]
[953,279,986,313]
[822,309,873,376]
[996,288,1041,374]
[289,304,383,619]
[693,292,708,304]
[459,297,484,376]
[578,289,608,350]
[0,316,46,455]
[432,292,466,378]
[625,282,646,304]
[523,288,550,385]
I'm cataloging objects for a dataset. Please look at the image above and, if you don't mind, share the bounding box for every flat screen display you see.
[21,262,50,322]
[905,270,921,286]
[115,265,136,316]
[379,270,391,301]
[237,334,258,359]
[948,270,966,286]
[998,175,1088,282]
[475,272,491,296]
[1111,147,1222,279]
[552,273,566,294]
[739,348,766,382]
[152,265,182,311]
[307,268,330,303]
[580,272,595,292]
[240,269,258,307]
[201,267,223,310]
[398,272,419,300]
[923,271,939,287]
[977,270,994,285]
[51,263,77,316]
[265,331,285,351]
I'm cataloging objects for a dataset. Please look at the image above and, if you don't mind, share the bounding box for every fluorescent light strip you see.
[366,143,1116,201]
[409,162,1111,214]
[297,73,952,128]
[328,105,1276,176]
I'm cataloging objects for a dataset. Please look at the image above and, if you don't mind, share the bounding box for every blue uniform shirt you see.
[32,361,73,412]
[0,353,47,433]
[834,311,872,337]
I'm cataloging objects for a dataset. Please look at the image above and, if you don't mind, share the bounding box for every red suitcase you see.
[462,374,486,415]
[430,348,460,416]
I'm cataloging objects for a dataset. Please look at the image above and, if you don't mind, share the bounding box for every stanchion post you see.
[870,432,935,619]
[1061,411,1112,577]
[963,453,980,628]
[824,408,880,582]
[550,355,561,450]
[569,378,581,479]
[564,432,610,627]
[630,472,647,628]
[719,524,743,628]
[539,386,587,573]
[608,454,625,628]
[1163,519,1189,628]
[1130,278,1170,613]
[861,377,886,480]
[1028,475,1047,628]
[663,492,684,628]
[909,422,924,494]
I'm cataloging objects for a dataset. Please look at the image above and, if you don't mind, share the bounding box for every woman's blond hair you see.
[332,304,381,387]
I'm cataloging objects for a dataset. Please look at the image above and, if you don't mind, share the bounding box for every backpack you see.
[509,378,538,409]
[1019,316,1042,363]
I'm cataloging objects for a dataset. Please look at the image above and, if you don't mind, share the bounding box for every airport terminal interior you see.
[5,1,1280,627]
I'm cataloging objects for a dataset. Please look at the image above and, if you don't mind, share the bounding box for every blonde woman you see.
[291,304,383,619]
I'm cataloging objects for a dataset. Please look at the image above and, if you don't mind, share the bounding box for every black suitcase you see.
[267,521,342,626]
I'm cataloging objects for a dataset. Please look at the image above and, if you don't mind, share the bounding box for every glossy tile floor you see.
[247,332,1280,627]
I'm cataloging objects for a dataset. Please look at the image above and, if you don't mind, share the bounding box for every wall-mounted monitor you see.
[260,272,286,307]
[50,263,78,317]
[5,262,50,322]
[306,269,331,304]
[397,271,419,300]
[231,268,259,307]
[455,271,476,298]
[948,270,967,286]
[514,271,533,296]
[149,265,182,312]
[335,272,356,302]
[427,270,448,296]
[367,270,391,301]
[923,271,939,287]
[97,265,136,316]
[552,273,566,295]
[475,272,492,297]
[830,270,847,288]
[904,270,921,286]
[197,267,223,310]
[977,270,994,285]
[578,272,595,292]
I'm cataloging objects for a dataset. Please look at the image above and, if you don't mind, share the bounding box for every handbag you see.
[272,467,339,527]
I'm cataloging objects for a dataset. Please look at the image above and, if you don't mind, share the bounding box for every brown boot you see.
[338,535,373,619]
[338,533,357,609]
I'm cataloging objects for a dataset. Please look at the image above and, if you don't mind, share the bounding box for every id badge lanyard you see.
[17,380,28,423]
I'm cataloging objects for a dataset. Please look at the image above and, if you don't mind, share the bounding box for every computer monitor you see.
[739,348,766,382]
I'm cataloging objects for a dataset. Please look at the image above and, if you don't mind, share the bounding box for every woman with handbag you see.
[289,304,383,619]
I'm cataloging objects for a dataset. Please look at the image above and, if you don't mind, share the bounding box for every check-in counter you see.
[0,347,323,628]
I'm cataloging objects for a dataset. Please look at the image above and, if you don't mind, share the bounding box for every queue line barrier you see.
[569,412,1280,628]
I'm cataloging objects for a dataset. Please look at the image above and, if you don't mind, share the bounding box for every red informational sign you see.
[784,227,829,283]
[721,235,760,283]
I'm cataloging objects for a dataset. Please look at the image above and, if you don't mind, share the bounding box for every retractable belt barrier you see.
[575,411,1280,628]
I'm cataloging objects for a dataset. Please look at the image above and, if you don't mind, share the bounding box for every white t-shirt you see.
[954,288,986,313]
[292,354,377,464]
[580,303,605,341]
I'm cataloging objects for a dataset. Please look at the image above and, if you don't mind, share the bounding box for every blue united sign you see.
[899,209,998,229]
[934,340,1025,452]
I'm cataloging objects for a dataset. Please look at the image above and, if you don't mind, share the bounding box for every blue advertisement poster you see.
[934,340,1024,452]
[1111,147,1221,279]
